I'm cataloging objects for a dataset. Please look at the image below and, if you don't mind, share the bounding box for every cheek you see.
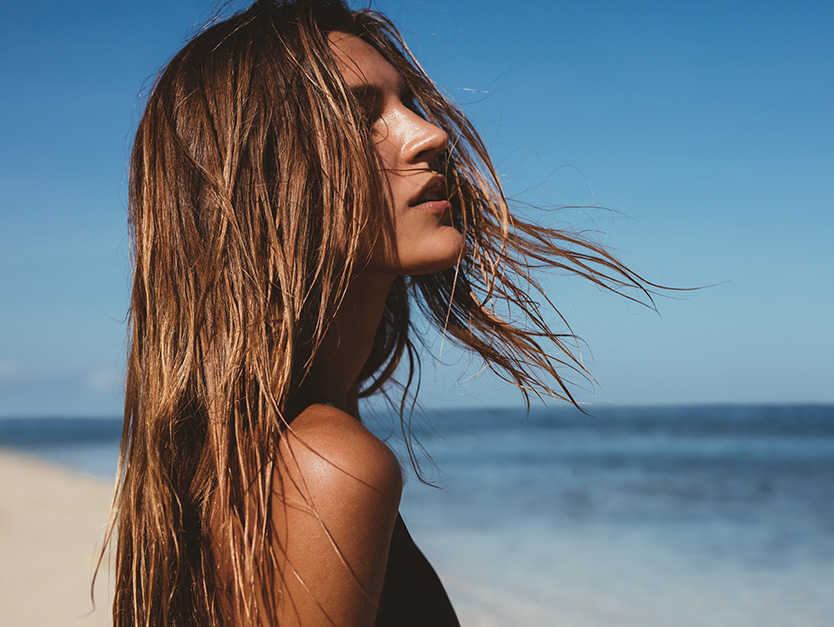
[372,123,402,170]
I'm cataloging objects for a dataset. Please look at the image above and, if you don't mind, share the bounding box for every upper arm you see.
[270,405,402,627]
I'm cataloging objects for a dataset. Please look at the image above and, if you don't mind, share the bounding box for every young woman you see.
[105,1,653,625]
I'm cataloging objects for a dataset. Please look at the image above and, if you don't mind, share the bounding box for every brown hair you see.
[103,0,655,624]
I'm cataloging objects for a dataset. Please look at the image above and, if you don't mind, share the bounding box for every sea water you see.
[386,405,834,626]
[2,405,832,626]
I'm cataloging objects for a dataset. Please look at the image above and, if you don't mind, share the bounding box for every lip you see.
[411,199,451,214]
[409,175,448,212]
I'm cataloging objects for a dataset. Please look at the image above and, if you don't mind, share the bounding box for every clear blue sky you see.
[1,0,832,416]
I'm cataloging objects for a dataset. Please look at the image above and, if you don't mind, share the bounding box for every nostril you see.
[411,124,448,167]
[429,150,448,174]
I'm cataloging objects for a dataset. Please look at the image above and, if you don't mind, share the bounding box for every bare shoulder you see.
[277,403,402,502]
[270,404,402,626]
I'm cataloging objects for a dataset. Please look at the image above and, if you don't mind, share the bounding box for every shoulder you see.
[270,404,402,625]
[277,403,402,503]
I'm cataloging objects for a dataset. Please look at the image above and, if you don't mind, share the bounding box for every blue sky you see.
[1,0,832,416]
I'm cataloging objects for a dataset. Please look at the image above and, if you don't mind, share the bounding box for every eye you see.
[350,87,383,130]
[358,99,379,127]
[402,89,424,118]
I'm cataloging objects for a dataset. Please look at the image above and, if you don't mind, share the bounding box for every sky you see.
[1,0,832,417]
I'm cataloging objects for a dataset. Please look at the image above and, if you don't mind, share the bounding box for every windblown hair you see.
[104,0,655,625]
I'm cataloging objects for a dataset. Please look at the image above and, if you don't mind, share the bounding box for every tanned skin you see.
[266,34,462,626]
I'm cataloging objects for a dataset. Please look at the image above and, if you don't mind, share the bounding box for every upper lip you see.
[410,174,448,206]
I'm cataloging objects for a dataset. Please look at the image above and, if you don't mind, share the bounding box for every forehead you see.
[328,31,403,91]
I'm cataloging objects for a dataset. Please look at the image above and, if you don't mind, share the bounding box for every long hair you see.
[104,0,656,625]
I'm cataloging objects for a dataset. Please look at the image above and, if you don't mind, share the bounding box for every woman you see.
[104,0,653,625]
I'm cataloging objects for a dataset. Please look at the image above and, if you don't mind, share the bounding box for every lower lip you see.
[411,200,451,214]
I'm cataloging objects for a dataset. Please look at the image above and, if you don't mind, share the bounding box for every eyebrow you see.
[347,83,415,107]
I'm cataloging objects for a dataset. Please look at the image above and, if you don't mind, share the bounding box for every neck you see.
[304,273,395,416]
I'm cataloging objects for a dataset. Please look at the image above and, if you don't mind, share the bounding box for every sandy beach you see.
[0,447,557,627]
[0,448,527,627]
[3,415,832,627]
[0,450,114,627]
[0,449,512,627]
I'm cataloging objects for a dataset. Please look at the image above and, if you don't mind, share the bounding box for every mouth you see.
[409,175,450,213]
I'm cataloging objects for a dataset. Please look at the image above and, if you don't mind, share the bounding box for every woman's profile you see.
[104,0,654,625]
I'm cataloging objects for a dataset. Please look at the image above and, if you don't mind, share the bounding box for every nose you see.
[401,111,448,168]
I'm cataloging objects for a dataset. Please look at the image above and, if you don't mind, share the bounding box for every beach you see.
[1,405,833,626]
[0,449,528,627]
[0,448,582,627]
[0,451,114,627]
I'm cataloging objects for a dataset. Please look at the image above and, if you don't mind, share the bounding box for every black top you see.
[375,514,460,626]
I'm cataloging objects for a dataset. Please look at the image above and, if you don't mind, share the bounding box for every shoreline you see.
[3,439,832,627]
[0,449,541,627]
[0,450,114,627]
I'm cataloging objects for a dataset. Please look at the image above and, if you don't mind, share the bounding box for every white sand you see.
[0,451,114,627]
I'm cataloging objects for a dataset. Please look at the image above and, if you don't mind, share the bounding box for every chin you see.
[364,225,464,276]
[401,227,465,276]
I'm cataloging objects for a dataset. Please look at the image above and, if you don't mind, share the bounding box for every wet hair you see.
[102,0,655,624]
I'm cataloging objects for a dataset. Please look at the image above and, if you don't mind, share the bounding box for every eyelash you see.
[355,99,381,128]
[403,92,422,116]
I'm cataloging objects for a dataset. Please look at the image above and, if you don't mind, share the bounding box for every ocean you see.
[2,404,832,626]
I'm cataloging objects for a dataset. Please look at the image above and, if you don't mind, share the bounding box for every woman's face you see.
[329,32,464,275]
